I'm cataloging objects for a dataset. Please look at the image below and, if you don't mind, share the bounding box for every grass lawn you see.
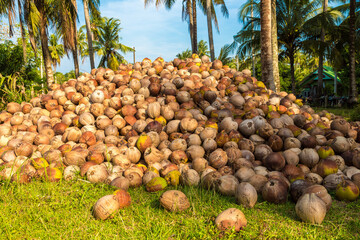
[0,180,359,239]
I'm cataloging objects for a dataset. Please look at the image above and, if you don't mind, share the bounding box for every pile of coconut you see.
[0,55,359,230]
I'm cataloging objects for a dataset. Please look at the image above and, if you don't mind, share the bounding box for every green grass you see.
[0,180,359,239]
[312,107,355,121]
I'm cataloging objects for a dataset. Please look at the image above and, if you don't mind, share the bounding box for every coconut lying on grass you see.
[215,208,247,232]
[159,190,190,212]
[0,55,360,226]
[93,190,131,220]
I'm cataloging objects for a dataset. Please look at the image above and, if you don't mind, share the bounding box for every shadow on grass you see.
[150,198,162,210]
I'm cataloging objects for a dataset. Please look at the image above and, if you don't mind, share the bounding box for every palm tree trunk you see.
[349,0,357,101]
[317,0,328,98]
[83,0,95,69]
[188,0,195,54]
[38,5,54,87]
[54,65,57,84]
[290,52,296,93]
[17,0,26,63]
[72,0,80,77]
[73,38,80,77]
[206,0,215,61]
[251,0,256,77]
[271,0,280,92]
[192,0,198,54]
[260,0,275,91]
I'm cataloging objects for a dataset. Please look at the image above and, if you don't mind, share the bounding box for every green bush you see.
[351,104,360,121]
[0,39,47,110]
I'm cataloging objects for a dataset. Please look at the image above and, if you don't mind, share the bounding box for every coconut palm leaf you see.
[49,33,65,69]
[77,26,89,63]
[176,49,192,59]
[93,17,133,70]
[217,44,232,66]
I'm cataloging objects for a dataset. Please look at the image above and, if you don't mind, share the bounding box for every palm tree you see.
[20,0,77,87]
[176,49,192,59]
[71,0,80,78]
[82,0,100,70]
[78,26,89,63]
[190,0,197,53]
[93,17,133,70]
[217,44,232,66]
[317,0,328,98]
[197,40,210,57]
[32,0,55,86]
[50,0,79,78]
[0,0,15,36]
[329,1,360,99]
[17,0,27,62]
[236,0,276,90]
[349,0,358,102]
[176,40,208,59]
[206,0,214,60]
[144,0,197,53]
[202,0,229,61]
[0,0,27,62]
[271,0,280,92]
[48,33,65,75]
[144,0,227,55]
[231,0,340,93]
[235,0,259,77]
[260,0,275,91]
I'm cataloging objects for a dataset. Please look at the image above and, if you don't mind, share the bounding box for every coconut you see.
[262,179,288,204]
[239,120,255,137]
[62,165,80,181]
[201,171,222,189]
[305,172,323,185]
[330,136,350,154]
[144,146,165,165]
[299,148,319,168]
[352,173,360,189]
[64,150,87,166]
[160,190,190,212]
[215,208,247,232]
[186,145,205,161]
[146,177,168,192]
[180,169,200,186]
[208,148,228,169]
[215,175,239,196]
[330,119,350,135]
[93,195,120,220]
[254,144,272,161]
[192,157,208,174]
[336,180,359,201]
[303,184,332,210]
[87,165,108,183]
[235,182,257,208]
[263,152,286,171]
[289,179,313,202]
[126,172,143,188]
[323,173,348,191]
[295,193,327,224]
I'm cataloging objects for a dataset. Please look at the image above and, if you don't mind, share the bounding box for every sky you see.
[57,0,243,74]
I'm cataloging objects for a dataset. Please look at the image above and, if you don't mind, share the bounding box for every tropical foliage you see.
[48,33,65,74]
[229,0,359,96]
[93,17,133,70]
[176,40,210,59]
[176,49,192,60]
[0,35,45,108]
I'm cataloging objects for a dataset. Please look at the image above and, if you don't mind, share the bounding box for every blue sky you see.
[57,0,243,73]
